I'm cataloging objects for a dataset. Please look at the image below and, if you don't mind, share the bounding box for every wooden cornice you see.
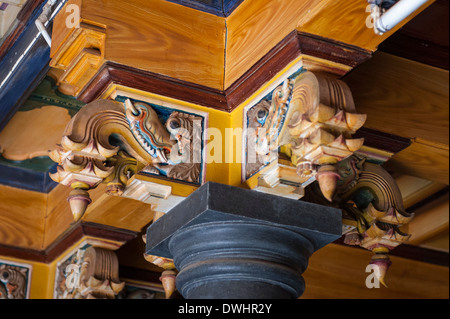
[78,31,372,112]
[0,221,137,264]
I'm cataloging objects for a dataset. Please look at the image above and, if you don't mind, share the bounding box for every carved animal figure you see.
[0,265,27,299]
[124,99,174,163]
[254,80,292,163]
[151,111,203,183]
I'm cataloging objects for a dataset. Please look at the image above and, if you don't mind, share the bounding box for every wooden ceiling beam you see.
[344,51,449,184]
[407,191,449,245]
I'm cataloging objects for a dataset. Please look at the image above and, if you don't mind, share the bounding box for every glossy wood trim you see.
[78,61,228,111]
[297,31,372,68]
[0,221,137,264]
[224,30,301,111]
[79,31,372,113]
[354,127,412,155]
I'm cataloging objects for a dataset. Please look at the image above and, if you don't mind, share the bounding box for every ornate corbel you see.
[304,154,414,286]
[55,246,125,299]
[335,155,413,286]
[49,98,204,221]
[244,69,413,286]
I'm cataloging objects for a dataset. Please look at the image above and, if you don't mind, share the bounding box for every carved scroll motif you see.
[49,98,204,221]
[336,155,413,286]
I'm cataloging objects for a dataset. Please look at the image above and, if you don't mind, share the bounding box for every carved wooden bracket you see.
[245,70,366,201]
[54,245,124,299]
[49,98,203,221]
[243,69,414,285]
[304,154,414,287]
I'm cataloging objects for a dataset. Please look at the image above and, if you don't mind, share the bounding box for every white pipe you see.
[0,0,64,90]
[375,0,429,34]
[35,0,58,47]
[35,19,52,47]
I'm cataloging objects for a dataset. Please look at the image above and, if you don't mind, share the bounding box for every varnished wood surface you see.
[79,32,371,112]
[0,184,46,250]
[345,52,449,184]
[407,192,449,245]
[51,0,425,94]
[225,0,432,89]
[299,0,434,53]
[81,184,155,232]
[79,0,226,90]
[302,243,448,299]
[225,0,325,89]
[345,52,449,145]
[384,138,449,185]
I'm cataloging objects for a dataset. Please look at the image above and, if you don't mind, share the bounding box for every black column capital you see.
[146,182,342,299]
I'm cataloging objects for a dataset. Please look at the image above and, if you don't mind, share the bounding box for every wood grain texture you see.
[50,0,83,59]
[78,61,228,110]
[302,243,449,299]
[78,32,371,112]
[299,0,435,53]
[0,221,136,263]
[407,193,449,245]
[225,0,325,88]
[80,0,226,90]
[419,231,449,252]
[0,184,46,250]
[43,184,75,249]
[345,52,449,145]
[395,174,447,209]
[81,184,155,232]
[383,138,449,185]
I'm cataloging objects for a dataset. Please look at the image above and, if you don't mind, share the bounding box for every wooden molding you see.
[50,22,106,96]
[79,31,371,113]
[333,237,449,267]
[0,221,137,264]
[354,127,411,155]
[297,31,372,69]
[78,61,227,111]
